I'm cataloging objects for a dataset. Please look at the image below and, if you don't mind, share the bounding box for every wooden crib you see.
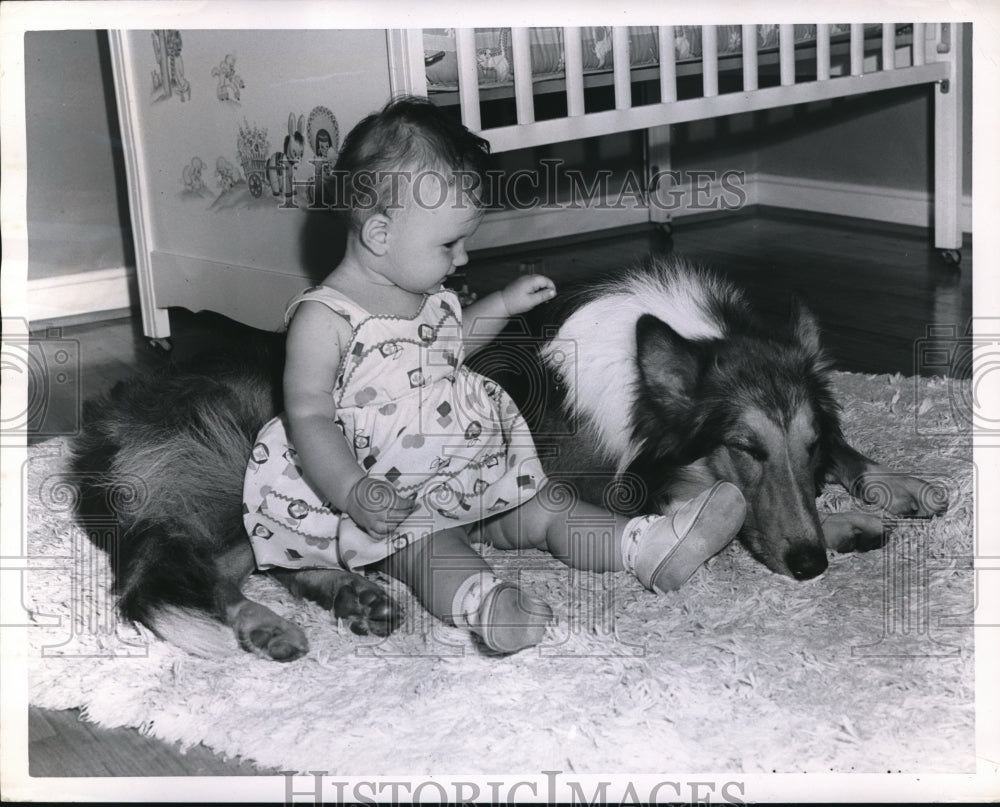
[389,23,964,256]
[110,23,965,343]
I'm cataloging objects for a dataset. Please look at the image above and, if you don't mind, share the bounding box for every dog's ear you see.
[789,296,822,355]
[635,314,701,406]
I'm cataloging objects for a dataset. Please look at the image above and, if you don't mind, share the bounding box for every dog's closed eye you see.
[730,442,768,462]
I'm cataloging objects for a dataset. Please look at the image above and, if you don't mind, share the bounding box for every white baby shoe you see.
[621,482,746,593]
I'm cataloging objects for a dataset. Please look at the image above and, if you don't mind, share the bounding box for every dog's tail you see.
[104,513,241,657]
[71,354,281,654]
[147,606,239,659]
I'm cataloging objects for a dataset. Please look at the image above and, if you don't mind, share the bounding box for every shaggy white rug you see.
[24,372,974,775]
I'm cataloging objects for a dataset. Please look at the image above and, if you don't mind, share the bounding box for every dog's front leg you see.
[215,543,311,662]
[826,437,949,518]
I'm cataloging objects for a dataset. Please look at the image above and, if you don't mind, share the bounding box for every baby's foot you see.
[452,574,553,654]
[622,481,746,593]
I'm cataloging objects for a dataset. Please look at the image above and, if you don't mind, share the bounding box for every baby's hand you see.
[501,274,557,316]
[345,476,418,540]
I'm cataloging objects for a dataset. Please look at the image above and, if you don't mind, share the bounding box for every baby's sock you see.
[451,572,553,654]
[621,481,746,593]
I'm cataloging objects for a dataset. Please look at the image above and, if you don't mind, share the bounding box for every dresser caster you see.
[148,337,173,353]
[938,248,961,267]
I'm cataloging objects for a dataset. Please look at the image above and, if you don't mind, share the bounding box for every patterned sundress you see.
[243,285,545,571]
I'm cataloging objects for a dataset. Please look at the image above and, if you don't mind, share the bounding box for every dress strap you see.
[283,285,368,329]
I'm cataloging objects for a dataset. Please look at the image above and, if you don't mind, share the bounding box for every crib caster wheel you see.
[654,221,674,254]
[938,249,961,267]
[148,337,173,353]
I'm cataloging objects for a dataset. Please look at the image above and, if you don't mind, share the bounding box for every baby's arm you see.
[462,274,556,354]
[284,302,415,536]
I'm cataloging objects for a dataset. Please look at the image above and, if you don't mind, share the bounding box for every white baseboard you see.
[468,172,751,250]
[754,172,973,234]
[471,172,971,251]
[469,204,649,251]
[28,266,137,323]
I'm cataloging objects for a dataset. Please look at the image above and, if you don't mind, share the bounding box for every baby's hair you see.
[332,95,492,230]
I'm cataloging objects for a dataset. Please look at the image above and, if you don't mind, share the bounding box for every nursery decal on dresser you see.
[181,157,211,199]
[232,118,270,203]
[150,30,191,102]
[126,27,392,250]
[265,113,306,204]
[175,105,339,213]
[212,53,244,103]
[307,105,339,187]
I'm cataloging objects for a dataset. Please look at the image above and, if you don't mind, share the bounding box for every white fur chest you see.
[540,267,726,468]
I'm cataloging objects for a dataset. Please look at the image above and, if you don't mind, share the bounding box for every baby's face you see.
[383,178,484,294]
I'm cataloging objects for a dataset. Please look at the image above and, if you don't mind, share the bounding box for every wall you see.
[25,30,135,287]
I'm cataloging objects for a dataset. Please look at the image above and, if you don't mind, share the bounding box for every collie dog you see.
[535,261,946,580]
[71,257,946,659]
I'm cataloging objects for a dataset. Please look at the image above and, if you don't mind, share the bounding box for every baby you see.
[243,97,746,654]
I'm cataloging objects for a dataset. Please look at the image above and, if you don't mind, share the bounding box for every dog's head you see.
[628,301,841,580]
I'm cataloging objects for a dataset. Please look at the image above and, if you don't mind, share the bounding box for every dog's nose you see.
[785,544,828,581]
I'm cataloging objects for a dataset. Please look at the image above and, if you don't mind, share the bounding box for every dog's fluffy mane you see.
[540,257,747,473]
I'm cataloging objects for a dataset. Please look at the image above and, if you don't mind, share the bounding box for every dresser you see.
[110,29,395,343]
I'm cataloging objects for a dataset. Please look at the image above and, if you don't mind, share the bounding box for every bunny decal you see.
[266,113,306,202]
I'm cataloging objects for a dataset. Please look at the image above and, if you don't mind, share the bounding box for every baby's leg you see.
[479,480,747,593]
[477,488,629,573]
[381,528,552,654]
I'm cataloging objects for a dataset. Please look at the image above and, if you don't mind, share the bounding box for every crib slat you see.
[387,29,427,98]
[658,26,677,102]
[817,24,831,80]
[564,27,585,116]
[702,25,718,97]
[850,23,864,75]
[913,22,926,65]
[742,25,758,91]
[455,28,481,131]
[779,25,795,85]
[882,23,895,70]
[510,27,535,124]
[613,27,632,110]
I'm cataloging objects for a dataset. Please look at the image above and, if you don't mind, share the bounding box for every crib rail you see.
[390,24,956,155]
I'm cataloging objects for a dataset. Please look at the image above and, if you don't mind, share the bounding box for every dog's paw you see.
[821,511,887,553]
[270,568,402,638]
[333,577,401,637]
[233,601,309,662]
[853,473,949,518]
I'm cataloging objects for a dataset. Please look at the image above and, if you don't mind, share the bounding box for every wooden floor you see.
[22,208,973,777]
